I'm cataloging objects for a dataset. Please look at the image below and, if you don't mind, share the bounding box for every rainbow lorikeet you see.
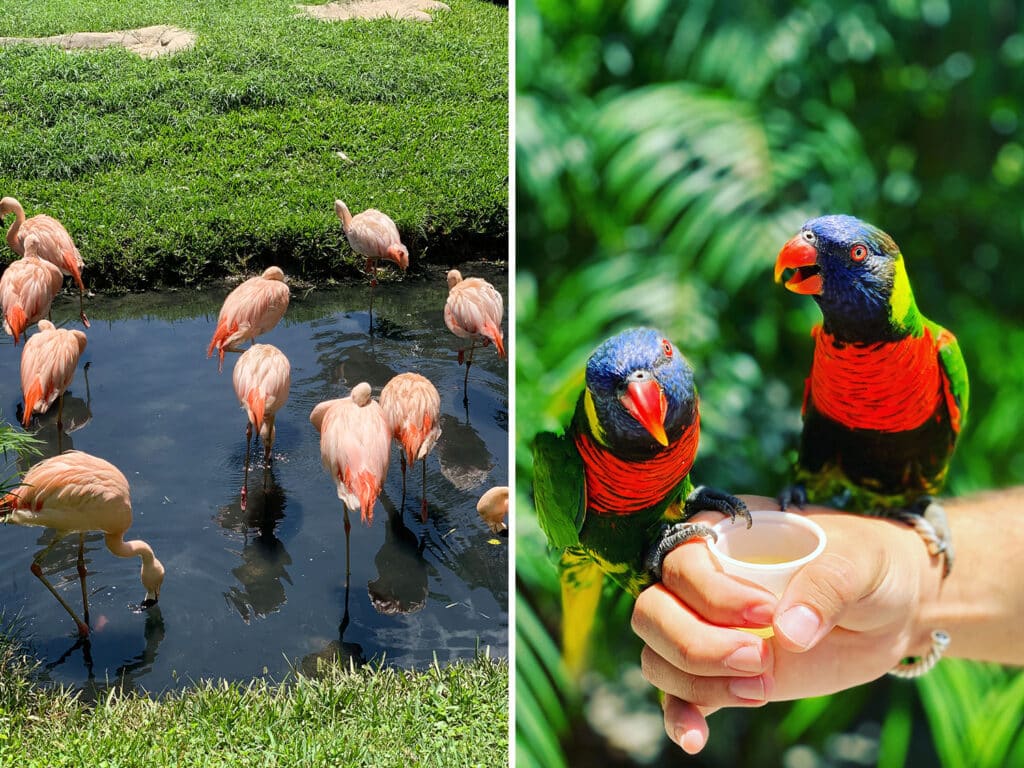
[532,327,749,672]
[774,215,968,576]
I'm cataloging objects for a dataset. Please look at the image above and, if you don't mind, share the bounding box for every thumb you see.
[773,551,866,653]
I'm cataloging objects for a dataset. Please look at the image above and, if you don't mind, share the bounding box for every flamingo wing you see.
[3,451,131,535]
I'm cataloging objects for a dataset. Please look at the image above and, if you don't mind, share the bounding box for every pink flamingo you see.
[477,486,509,535]
[379,372,442,522]
[207,266,290,372]
[334,200,409,284]
[0,256,64,345]
[311,382,391,583]
[0,197,89,328]
[444,269,506,400]
[20,319,88,431]
[232,343,291,502]
[0,451,165,637]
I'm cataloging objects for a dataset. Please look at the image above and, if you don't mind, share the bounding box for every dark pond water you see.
[0,262,508,695]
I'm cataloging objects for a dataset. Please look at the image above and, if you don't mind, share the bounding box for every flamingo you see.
[334,200,409,284]
[379,372,442,522]
[477,486,509,535]
[232,343,291,503]
[0,197,89,328]
[0,256,64,345]
[311,382,391,585]
[443,269,506,401]
[207,266,290,372]
[0,451,165,637]
[20,319,88,431]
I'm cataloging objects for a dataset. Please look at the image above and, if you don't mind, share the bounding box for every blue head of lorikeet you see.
[775,214,915,342]
[583,327,697,456]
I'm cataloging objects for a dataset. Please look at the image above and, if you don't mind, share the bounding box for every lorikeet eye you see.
[850,244,868,262]
[802,230,816,244]
[661,339,673,357]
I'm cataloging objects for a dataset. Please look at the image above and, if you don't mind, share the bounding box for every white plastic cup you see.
[708,510,827,598]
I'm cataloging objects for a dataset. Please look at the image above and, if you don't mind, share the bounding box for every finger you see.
[660,525,777,628]
[640,644,773,708]
[632,584,771,677]
[662,695,709,754]
[773,549,870,653]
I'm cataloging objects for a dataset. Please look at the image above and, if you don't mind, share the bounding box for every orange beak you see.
[774,234,822,295]
[620,378,669,446]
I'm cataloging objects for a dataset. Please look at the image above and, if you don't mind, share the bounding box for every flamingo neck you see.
[2,203,24,256]
[105,534,162,600]
[336,202,353,232]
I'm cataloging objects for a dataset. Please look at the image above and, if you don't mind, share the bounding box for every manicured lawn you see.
[0,0,508,289]
[0,629,508,767]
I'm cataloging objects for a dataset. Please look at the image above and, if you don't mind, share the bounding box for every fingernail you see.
[725,644,764,674]
[728,675,765,701]
[676,728,705,754]
[742,603,776,626]
[777,604,822,649]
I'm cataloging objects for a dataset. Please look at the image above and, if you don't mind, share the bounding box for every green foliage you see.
[517,0,1024,765]
[0,0,508,289]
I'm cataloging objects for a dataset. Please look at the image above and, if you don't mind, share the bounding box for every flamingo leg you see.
[77,533,89,626]
[241,421,252,510]
[31,537,88,637]
[56,392,65,433]
[463,344,476,404]
[79,290,90,329]
[263,440,272,491]
[343,506,352,587]
[420,458,428,523]
[399,452,407,514]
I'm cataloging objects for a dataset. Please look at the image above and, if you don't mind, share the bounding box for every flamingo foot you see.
[457,349,465,365]
[80,311,91,329]
[240,485,248,512]
[420,498,428,524]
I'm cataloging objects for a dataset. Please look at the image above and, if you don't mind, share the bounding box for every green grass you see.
[0,627,508,768]
[0,0,508,290]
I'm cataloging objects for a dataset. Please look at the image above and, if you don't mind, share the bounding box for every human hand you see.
[631,495,944,754]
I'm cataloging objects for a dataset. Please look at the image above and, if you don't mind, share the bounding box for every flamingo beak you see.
[775,234,823,295]
[620,377,669,446]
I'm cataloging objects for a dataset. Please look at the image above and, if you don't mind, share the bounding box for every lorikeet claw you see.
[777,483,808,511]
[684,485,751,528]
[889,496,954,578]
[644,522,718,582]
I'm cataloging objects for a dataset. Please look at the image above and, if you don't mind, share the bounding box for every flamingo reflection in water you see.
[217,472,292,623]
[368,499,429,616]
[0,451,164,637]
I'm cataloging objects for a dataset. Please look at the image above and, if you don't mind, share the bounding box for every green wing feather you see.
[928,318,970,433]
[532,430,586,550]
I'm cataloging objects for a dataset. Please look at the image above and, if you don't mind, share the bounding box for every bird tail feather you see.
[22,380,43,427]
[246,389,265,435]
[7,305,26,346]
[484,322,505,358]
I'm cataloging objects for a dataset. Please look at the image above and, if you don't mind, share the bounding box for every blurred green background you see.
[515,1,1024,766]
